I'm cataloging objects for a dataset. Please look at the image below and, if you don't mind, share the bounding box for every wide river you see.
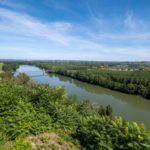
[16,65,150,129]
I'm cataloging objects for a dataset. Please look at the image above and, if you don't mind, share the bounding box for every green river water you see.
[16,65,150,129]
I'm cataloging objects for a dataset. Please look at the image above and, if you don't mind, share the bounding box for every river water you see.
[15,65,150,129]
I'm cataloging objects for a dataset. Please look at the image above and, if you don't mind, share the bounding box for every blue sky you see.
[0,0,150,61]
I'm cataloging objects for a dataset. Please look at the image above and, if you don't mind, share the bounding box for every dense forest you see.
[0,63,150,149]
[35,62,150,99]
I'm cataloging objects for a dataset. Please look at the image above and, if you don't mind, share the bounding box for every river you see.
[15,65,150,129]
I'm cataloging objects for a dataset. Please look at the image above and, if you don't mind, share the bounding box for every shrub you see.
[76,116,150,150]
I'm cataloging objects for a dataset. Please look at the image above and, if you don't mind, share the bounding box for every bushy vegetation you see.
[76,117,150,150]
[36,62,150,99]
[2,63,19,73]
[0,76,149,149]
[0,63,19,80]
[0,79,112,138]
[0,62,150,149]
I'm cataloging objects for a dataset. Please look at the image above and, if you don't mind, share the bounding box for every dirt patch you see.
[25,132,79,150]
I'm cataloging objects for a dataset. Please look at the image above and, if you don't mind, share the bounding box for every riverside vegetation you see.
[0,63,150,150]
[35,61,150,99]
[0,63,3,73]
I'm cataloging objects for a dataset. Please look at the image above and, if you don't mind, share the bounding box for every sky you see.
[0,0,150,61]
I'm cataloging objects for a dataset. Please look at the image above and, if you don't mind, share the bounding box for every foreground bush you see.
[76,116,150,150]
[0,79,149,149]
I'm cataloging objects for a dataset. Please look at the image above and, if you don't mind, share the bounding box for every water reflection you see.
[16,65,150,129]
[53,73,150,111]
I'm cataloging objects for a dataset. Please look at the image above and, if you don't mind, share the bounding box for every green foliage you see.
[76,116,150,150]
[0,73,149,149]
[0,63,19,80]
[2,63,19,73]
[37,62,150,99]
[15,73,30,84]
[9,138,32,150]
[0,139,31,150]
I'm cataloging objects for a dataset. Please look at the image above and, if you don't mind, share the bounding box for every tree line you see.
[37,63,150,99]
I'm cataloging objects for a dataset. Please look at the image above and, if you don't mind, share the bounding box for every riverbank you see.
[15,65,150,129]
[36,63,150,100]
[50,70,150,100]
[0,66,150,149]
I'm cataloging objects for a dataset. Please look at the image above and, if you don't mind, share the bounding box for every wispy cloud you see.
[124,12,147,31]
[0,8,73,45]
[87,13,150,42]
[0,7,150,61]
[124,13,137,29]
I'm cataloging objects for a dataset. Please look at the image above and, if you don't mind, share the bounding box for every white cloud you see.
[0,8,150,61]
[124,13,147,31]
[124,13,136,29]
[0,8,73,45]
[1,44,149,61]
